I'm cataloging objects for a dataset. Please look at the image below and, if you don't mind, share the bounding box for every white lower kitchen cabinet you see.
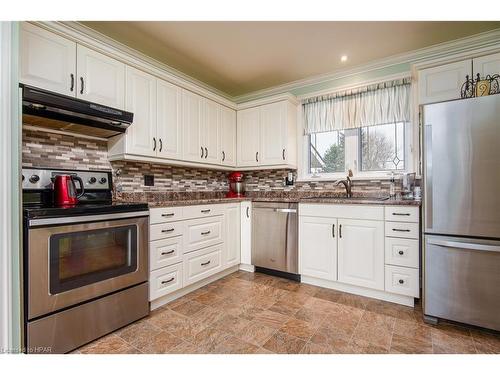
[299,216,337,281]
[149,263,183,300]
[337,219,384,291]
[299,203,420,307]
[183,244,223,286]
[239,201,253,271]
[223,204,241,268]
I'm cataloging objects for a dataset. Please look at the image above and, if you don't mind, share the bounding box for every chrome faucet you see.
[337,170,354,198]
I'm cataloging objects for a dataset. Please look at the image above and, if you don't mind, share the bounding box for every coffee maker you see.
[227,172,245,198]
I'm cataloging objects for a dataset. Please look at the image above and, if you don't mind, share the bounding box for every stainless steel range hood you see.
[21,85,134,138]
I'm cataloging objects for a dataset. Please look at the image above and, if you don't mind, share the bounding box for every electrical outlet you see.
[144,175,154,186]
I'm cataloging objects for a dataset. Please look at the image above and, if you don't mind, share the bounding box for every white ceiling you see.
[81,21,500,97]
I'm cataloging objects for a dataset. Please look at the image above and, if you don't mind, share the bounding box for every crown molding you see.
[236,92,298,110]
[233,28,500,103]
[32,21,237,109]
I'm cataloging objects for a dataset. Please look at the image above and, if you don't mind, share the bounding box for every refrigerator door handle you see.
[427,238,500,253]
[424,123,433,230]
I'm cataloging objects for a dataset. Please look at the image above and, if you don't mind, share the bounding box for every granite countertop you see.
[116,191,420,208]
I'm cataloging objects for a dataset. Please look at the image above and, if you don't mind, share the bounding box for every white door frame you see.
[0,21,21,354]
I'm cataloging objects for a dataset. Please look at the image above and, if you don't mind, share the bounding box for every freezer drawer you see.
[424,235,500,331]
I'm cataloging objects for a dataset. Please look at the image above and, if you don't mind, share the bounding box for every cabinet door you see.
[299,216,337,281]
[473,52,500,78]
[157,79,182,159]
[337,218,384,290]
[202,99,220,165]
[20,23,76,97]
[237,107,260,167]
[182,89,203,162]
[224,204,241,268]
[418,60,472,104]
[240,201,252,265]
[220,106,237,166]
[124,66,157,157]
[260,101,287,165]
[76,45,125,109]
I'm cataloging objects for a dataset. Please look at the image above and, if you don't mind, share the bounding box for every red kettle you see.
[53,174,85,206]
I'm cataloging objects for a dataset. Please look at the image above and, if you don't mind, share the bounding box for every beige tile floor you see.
[73,271,500,354]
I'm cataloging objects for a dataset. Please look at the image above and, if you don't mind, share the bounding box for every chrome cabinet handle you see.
[161,277,175,284]
[161,250,175,255]
[222,151,225,162]
[159,138,163,152]
[153,137,157,151]
[282,148,286,160]
[161,228,175,233]
[80,77,84,94]
[256,152,259,162]
[70,74,74,91]
[201,209,211,213]
[398,250,404,255]
[392,228,410,232]
[201,230,211,235]
[246,206,250,218]
[204,147,208,159]
[339,224,342,238]
[201,260,211,266]
[398,279,404,284]
[332,224,335,238]
[392,213,411,216]
[161,213,175,217]
[200,147,204,158]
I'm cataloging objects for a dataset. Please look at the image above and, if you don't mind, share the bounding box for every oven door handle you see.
[28,211,150,227]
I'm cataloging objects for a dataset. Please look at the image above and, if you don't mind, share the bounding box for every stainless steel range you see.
[22,167,149,354]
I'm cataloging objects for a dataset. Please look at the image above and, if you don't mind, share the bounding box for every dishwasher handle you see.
[274,208,297,213]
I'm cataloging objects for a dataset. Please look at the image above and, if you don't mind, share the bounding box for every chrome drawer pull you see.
[392,213,411,216]
[201,230,211,235]
[201,209,211,213]
[161,228,175,233]
[161,250,175,255]
[398,250,404,255]
[161,277,175,284]
[392,228,411,232]
[161,213,175,217]
[201,260,211,266]
[398,279,405,284]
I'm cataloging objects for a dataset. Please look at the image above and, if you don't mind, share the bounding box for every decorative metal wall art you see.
[461,73,500,99]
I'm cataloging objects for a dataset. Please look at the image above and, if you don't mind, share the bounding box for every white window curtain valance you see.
[302,77,412,135]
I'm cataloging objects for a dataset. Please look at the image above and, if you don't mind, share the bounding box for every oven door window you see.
[49,225,137,294]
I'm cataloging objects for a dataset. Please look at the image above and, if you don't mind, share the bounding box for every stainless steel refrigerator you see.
[423,94,500,331]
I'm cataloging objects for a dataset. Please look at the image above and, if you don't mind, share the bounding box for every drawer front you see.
[150,207,183,224]
[385,237,419,268]
[184,216,224,253]
[183,204,225,220]
[299,204,384,221]
[183,245,222,286]
[385,206,419,223]
[150,237,183,271]
[385,265,419,297]
[150,221,183,241]
[149,263,183,301]
[385,221,419,239]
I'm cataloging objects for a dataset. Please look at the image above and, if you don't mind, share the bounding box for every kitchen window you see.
[301,77,414,180]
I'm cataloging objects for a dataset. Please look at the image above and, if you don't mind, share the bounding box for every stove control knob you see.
[99,177,107,184]
[88,177,97,184]
[29,175,40,184]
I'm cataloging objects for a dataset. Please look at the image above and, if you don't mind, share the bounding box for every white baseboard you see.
[150,265,239,311]
[301,276,415,307]
[239,264,255,273]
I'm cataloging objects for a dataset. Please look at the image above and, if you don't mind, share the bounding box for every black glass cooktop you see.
[23,201,149,219]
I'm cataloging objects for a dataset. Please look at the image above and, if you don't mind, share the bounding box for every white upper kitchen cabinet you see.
[202,99,221,165]
[123,66,157,157]
[299,216,337,281]
[76,45,125,109]
[237,107,261,167]
[220,106,237,166]
[260,101,288,165]
[418,60,472,104]
[157,79,182,160]
[473,52,500,79]
[182,89,204,162]
[20,23,77,97]
[337,218,384,291]
[224,204,241,268]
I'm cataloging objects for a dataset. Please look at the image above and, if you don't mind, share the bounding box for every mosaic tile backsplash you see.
[22,128,408,195]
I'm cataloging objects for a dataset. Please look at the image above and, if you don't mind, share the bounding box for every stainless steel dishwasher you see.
[251,201,298,277]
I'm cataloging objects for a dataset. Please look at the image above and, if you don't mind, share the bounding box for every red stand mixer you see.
[226,172,245,198]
